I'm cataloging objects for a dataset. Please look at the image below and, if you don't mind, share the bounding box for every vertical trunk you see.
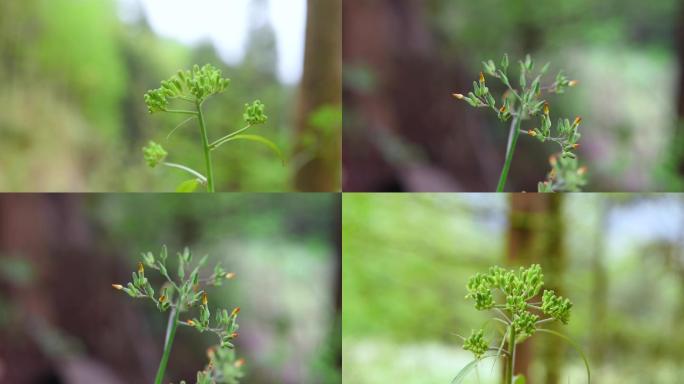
[539,195,565,384]
[674,0,684,176]
[0,195,157,383]
[507,194,566,383]
[294,0,342,191]
[589,200,608,369]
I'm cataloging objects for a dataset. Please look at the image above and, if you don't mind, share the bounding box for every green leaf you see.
[176,179,200,193]
[225,134,285,164]
[513,375,527,384]
[537,329,591,383]
[451,355,497,384]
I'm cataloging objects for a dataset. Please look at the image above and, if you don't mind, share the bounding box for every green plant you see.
[453,264,590,384]
[452,54,587,192]
[143,64,283,192]
[113,246,243,384]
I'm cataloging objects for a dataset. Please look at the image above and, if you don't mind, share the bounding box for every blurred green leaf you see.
[176,179,200,193]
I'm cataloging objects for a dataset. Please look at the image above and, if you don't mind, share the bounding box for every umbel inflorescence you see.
[113,246,244,384]
[143,64,281,193]
[453,54,587,192]
[453,264,589,384]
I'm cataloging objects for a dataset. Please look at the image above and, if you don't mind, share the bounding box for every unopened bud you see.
[137,262,144,274]
[568,80,578,87]
[187,320,195,326]
[202,293,208,305]
[112,284,124,290]
[207,347,215,359]
[528,130,537,137]
[571,143,580,149]
[231,307,241,317]
[225,272,236,280]
[549,155,557,166]
[499,106,507,114]
[573,117,582,127]
[159,295,166,303]
[452,93,465,100]
[479,72,485,83]
[231,332,239,339]
[543,103,550,115]
[235,358,245,368]
[578,166,588,176]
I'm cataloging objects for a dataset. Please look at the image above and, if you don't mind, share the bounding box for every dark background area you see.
[0,194,341,383]
[343,0,684,192]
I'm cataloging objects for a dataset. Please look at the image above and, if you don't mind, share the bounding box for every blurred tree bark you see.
[507,194,566,384]
[342,0,507,191]
[589,200,608,368]
[294,0,342,191]
[675,0,684,176]
[0,195,158,383]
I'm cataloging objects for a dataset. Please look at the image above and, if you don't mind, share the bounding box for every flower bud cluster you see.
[143,141,168,168]
[463,329,488,359]
[144,64,230,113]
[542,289,573,324]
[243,100,268,125]
[538,155,588,192]
[462,264,573,359]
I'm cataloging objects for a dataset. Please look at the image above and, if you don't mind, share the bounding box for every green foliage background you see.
[343,194,684,383]
[0,0,308,191]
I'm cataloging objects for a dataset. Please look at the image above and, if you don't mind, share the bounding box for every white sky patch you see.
[118,0,306,85]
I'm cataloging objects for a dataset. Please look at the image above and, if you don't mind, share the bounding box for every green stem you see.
[154,308,180,384]
[196,102,215,192]
[497,116,522,192]
[504,326,516,384]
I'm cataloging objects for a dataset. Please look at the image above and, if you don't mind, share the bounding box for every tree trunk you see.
[589,200,608,369]
[294,0,342,192]
[0,195,158,383]
[674,0,684,176]
[507,194,566,384]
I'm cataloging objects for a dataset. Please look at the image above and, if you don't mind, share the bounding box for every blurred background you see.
[343,193,684,383]
[0,0,341,192]
[0,194,341,383]
[343,0,684,192]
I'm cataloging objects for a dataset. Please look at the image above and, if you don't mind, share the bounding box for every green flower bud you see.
[463,329,489,359]
[542,289,572,324]
[512,311,539,337]
[142,141,168,168]
[243,100,268,125]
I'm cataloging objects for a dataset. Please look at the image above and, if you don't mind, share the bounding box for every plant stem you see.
[496,116,522,192]
[196,102,215,192]
[504,326,516,384]
[154,308,180,384]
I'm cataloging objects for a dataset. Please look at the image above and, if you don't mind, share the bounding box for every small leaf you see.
[225,134,285,164]
[513,375,527,384]
[176,179,200,193]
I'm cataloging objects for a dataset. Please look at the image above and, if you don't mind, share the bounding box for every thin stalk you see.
[196,102,215,192]
[496,116,522,192]
[154,308,180,384]
[209,124,252,150]
[504,326,516,384]
[162,162,207,184]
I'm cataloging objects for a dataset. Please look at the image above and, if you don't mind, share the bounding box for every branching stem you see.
[196,101,215,192]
